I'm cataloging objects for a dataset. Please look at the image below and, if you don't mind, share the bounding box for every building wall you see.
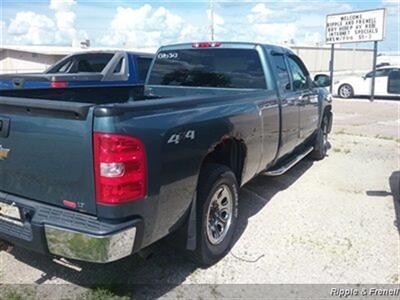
[291,46,374,74]
[0,49,65,74]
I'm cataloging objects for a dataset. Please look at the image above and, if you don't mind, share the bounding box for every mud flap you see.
[186,193,197,251]
[326,111,333,134]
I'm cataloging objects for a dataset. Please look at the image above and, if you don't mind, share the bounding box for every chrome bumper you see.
[45,225,136,263]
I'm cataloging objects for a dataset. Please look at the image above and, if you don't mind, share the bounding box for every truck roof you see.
[377,65,400,69]
[159,41,295,55]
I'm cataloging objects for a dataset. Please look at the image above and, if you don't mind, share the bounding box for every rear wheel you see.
[338,84,354,98]
[191,164,238,266]
[310,114,329,160]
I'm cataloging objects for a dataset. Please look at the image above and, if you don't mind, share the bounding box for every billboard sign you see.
[326,9,386,44]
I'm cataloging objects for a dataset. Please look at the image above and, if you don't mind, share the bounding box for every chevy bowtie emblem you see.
[0,145,10,160]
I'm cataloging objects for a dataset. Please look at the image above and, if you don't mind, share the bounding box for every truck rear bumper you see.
[0,191,143,263]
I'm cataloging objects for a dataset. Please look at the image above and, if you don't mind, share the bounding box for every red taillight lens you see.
[192,42,222,48]
[51,81,68,88]
[93,133,147,205]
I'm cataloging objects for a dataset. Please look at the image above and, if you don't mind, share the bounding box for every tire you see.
[338,84,354,99]
[310,114,329,160]
[191,164,239,266]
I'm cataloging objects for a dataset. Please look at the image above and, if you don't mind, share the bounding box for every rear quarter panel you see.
[94,92,264,247]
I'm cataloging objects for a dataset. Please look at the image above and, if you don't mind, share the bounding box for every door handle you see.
[297,95,308,106]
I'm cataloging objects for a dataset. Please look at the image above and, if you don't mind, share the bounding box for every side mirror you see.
[388,70,400,94]
[314,74,331,87]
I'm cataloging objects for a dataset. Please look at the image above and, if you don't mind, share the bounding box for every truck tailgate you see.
[0,97,97,214]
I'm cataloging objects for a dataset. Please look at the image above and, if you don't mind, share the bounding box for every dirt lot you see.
[0,98,399,298]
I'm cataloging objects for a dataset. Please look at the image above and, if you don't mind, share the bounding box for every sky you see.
[0,0,399,52]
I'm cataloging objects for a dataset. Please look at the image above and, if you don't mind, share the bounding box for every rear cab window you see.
[47,53,114,74]
[148,48,266,89]
[136,56,153,81]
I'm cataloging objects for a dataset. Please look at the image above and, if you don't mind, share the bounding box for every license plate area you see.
[0,202,23,226]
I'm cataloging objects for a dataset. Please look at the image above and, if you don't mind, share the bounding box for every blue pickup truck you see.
[0,51,154,102]
[0,42,332,266]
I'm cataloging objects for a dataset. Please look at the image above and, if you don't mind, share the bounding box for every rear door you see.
[388,69,400,95]
[0,98,97,214]
[286,55,319,141]
[269,52,300,157]
[373,68,391,96]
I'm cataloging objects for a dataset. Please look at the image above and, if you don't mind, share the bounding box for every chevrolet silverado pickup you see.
[0,42,332,266]
[0,51,154,102]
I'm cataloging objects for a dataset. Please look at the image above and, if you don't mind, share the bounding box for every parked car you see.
[0,41,332,266]
[0,51,154,102]
[333,65,400,98]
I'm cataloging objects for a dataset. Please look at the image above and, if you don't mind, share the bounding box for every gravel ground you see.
[0,98,399,298]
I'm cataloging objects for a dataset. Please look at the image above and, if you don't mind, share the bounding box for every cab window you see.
[287,55,309,90]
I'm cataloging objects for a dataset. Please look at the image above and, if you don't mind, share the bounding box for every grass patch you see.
[81,287,130,300]
[332,148,351,154]
[374,134,399,143]
[0,288,35,300]
[335,129,346,135]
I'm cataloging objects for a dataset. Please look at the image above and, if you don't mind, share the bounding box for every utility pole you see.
[210,0,214,41]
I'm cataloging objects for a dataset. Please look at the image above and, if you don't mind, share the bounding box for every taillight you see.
[93,133,147,205]
[51,81,68,88]
[192,42,222,48]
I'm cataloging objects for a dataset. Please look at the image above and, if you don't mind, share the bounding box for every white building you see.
[0,45,73,74]
[0,44,391,76]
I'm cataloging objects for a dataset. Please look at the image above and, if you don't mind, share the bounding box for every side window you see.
[75,53,114,73]
[388,70,400,94]
[136,57,153,81]
[113,57,124,74]
[366,69,390,78]
[287,56,309,90]
[49,58,74,73]
[270,54,291,93]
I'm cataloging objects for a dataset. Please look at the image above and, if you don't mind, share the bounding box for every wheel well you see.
[323,105,333,133]
[323,105,332,116]
[201,139,246,185]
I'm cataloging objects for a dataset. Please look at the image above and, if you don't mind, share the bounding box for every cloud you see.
[8,12,56,44]
[251,23,298,44]
[101,5,212,47]
[0,21,5,44]
[291,1,352,13]
[50,0,78,43]
[206,9,226,39]
[6,0,85,45]
[49,0,76,11]
[304,32,323,45]
[243,3,298,44]
[247,3,274,23]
